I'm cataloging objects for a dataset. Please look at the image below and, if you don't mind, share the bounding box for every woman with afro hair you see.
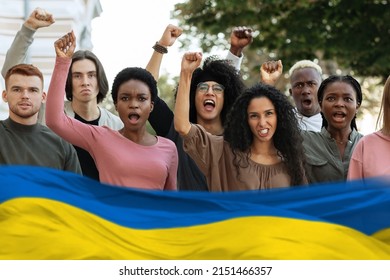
[146,25,247,191]
[175,52,307,191]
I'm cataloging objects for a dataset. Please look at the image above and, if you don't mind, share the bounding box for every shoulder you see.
[64,101,74,117]
[98,107,123,129]
[301,130,324,142]
[185,124,223,141]
[358,131,388,144]
[157,136,176,149]
[41,125,74,146]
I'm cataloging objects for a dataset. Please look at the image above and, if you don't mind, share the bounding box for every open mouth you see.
[302,99,312,106]
[258,128,269,137]
[203,99,215,110]
[128,113,140,121]
[333,112,346,118]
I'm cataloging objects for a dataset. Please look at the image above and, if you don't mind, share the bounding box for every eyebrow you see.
[119,92,149,96]
[72,71,97,75]
[10,85,40,91]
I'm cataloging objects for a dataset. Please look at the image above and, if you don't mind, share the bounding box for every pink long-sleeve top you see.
[46,57,178,190]
[348,131,390,180]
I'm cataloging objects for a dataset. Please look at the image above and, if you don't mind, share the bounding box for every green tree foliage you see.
[173,0,390,80]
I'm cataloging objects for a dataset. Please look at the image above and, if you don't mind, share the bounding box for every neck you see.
[197,118,223,135]
[327,126,352,144]
[119,126,155,146]
[9,113,38,126]
[250,139,277,156]
[71,100,100,121]
[250,139,280,165]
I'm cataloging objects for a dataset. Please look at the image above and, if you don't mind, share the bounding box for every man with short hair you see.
[261,59,323,131]
[1,63,81,173]
[1,7,123,180]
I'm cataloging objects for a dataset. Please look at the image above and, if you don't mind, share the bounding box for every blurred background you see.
[1,0,389,134]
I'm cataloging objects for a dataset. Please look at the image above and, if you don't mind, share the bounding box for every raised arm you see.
[226,26,253,71]
[46,31,81,141]
[1,7,55,78]
[174,52,202,136]
[260,60,283,86]
[146,24,182,136]
[145,24,183,81]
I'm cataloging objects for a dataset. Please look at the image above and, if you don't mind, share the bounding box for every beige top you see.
[183,124,291,191]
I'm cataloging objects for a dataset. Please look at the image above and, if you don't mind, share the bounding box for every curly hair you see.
[111,67,157,105]
[224,83,306,186]
[65,50,109,103]
[188,56,245,125]
[317,75,363,130]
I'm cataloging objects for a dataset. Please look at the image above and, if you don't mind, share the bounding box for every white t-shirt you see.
[295,109,322,132]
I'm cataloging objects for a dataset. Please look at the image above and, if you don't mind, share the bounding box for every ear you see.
[41,91,47,104]
[356,102,361,110]
[2,90,7,102]
[150,101,154,112]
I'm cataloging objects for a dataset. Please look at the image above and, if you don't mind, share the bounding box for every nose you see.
[205,86,215,96]
[258,116,267,127]
[334,98,345,107]
[301,84,311,95]
[21,89,30,98]
[129,100,139,108]
[81,75,90,86]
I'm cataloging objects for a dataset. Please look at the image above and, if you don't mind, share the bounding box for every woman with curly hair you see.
[302,75,363,183]
[175,52,307,191]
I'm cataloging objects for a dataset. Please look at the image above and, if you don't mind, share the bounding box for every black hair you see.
[224,83,306,186]
[189,56,245,125]
[317,75,362,130]
[65,50,108,103]
[111,67,157,104]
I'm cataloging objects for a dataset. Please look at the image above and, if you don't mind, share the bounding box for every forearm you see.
[174,71,192,136]
[226,50,243,72]
[145,51,164,81]
[148,96,174,136]
[46,57,97,151]
[1,25,36,78]
[46,57,69,127]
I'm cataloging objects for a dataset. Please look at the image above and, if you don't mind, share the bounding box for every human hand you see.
[25,7,55,30]
[229,26,253,57]
[181,52,202,74]
[260,60,283,85]
[54,31,76,58]
[158,24,183,47]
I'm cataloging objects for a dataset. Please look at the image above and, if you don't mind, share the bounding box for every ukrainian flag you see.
[0,166,389,260]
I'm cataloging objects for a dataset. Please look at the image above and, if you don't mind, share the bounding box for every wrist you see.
[153,42,168,54]
[229,46,243,57]
[24,21,38,31]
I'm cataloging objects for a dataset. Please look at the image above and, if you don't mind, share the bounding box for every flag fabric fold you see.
[0,165,389,259]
